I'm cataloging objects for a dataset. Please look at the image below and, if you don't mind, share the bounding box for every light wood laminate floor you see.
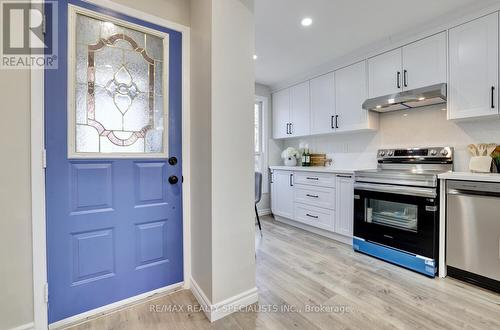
[68,215,500,329]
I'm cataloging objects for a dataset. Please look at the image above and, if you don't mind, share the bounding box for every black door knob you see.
[168,157,178,166]
[168,175,179,184]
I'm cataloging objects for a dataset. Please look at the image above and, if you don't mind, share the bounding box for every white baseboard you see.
[274,215,353,246]
[190,277,258,322]
[257,208,271,216]
[49,282,184,329]
[9,322,34,330]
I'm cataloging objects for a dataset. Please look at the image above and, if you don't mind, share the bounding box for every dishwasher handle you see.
[447,180,500,197]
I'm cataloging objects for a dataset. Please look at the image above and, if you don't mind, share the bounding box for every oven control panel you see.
[377,147,453,160]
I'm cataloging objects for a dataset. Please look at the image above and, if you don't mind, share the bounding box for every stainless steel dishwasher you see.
[446,180,500,293]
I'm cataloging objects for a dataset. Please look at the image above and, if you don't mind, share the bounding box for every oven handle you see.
[354,182,437,198]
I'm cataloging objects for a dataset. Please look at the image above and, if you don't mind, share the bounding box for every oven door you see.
[353,182,439,259]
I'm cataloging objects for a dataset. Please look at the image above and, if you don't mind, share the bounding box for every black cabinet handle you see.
[306,177,319,180]
[336,175,352,178]
[403,70,408,88]
[492,86,495,109]
[397,71,401,89]
[335,115,339,129]
[289,123,293,135]
[306,194,319,198]
[289,173,294,186]
[306,213,319,219]
[331,115,334,129]
[286,123,289,134]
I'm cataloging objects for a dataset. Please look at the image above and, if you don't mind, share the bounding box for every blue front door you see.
[45,0,183,323]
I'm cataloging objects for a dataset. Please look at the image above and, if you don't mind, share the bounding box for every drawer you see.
[294,203,334,232]
[294,171,336,188]
[294,184,335,210]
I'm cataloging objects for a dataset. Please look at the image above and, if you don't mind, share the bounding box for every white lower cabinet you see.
[271,170,294,219]
[294,203,334,232]
[271,169,354,242]
[335,175,354,237]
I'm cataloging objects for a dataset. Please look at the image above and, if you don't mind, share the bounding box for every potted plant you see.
[281,147,299,166]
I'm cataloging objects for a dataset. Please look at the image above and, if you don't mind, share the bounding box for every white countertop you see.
[269,166,363,174]
[438,172,500,183]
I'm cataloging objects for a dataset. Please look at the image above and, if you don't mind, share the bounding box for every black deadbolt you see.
[168,157,178,166]
[168,175,179,184]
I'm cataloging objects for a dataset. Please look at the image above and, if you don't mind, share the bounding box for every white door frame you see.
[30,1,191,328]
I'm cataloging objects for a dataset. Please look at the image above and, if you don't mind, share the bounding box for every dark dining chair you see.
[255,172,262,234]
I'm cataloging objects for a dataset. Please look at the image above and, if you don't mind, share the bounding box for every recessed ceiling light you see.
[376,105,382,109]
[418,97,426,101]
[301,17,313,27]
[253,54,258,60]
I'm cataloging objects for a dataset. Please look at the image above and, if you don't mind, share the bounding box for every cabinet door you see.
[449,13,499,120]
[310,72,335,135]
[272,89,290,139]
[335,175,354,237]
[290,81,311,137]
[402,32,447,90]
[368,48,402,98]
[335,61,377,132]
[271,171,294,219]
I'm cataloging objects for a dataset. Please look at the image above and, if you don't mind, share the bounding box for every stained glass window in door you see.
[73,13,168,155]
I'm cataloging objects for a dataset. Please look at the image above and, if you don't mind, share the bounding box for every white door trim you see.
[30,1,191,329]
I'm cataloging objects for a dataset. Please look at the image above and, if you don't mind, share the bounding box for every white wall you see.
[282,105,500,171]
[190,0,213,300]
[211,0,256,304]
[0,1,191,329]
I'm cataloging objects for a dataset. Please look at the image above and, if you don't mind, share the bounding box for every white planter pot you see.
[284,157,297,166]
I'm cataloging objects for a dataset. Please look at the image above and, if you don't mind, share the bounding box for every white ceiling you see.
[255,0,496,88]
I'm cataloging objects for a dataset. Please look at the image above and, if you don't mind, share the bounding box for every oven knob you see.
[388,150,394,156]
[430,149,437,156]
[441,149,449,156]
[379,151,386,157]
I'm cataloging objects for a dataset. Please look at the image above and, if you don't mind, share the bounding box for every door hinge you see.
[44,283,49,303]
[42,14,47,35]
[42,149,47,168]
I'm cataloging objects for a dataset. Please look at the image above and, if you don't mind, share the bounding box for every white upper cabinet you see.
[310,72,335,135]
[368,48,403,98]
[272,88,290,139]
[402,32,447,90]
[335,61,378,132]
[290,81,311,137]
[449,13,499,120]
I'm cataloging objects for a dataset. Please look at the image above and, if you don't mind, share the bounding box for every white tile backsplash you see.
[282,104,500,172]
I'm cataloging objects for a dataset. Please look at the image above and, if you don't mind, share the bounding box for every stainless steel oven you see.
[354,183,438,259]
[353,147,453,277]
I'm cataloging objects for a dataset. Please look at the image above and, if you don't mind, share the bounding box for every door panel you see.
[271,171,294,218]
[272,88,290,139]
[402,32,447,90]
[368,48,402,98]
[335,176,354,237]
[335,61,374,132]
[290,81,311,137]
[310,72,335,135]
[449,13,499,119]
[46,1,183,323]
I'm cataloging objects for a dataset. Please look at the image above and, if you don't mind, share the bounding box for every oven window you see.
[365,199,418,232]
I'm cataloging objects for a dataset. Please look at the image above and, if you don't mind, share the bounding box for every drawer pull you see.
[306,213,319,219]
[306,194,319,198]
[306,177,319,180]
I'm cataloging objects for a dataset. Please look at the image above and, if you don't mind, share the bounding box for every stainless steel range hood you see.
[362,83,447,112]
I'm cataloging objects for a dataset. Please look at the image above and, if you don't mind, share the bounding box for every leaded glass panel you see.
[72,13,168,155]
